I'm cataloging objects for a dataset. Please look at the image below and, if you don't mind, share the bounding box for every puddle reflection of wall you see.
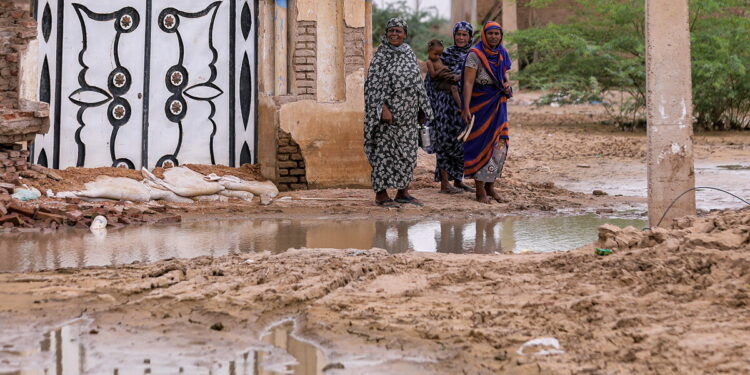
[303,220,375,250]
[260,323,326,375]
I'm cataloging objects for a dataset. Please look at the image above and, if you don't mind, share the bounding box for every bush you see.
[507,0,750,130]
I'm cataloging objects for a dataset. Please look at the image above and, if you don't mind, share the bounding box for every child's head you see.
[427,39,444,62]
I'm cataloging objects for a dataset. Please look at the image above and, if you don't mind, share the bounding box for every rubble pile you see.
[0,144,28,177]
[0,191,180,230]
[598,207,750,252]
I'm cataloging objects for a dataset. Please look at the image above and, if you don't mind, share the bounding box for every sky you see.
[377,0,451,18]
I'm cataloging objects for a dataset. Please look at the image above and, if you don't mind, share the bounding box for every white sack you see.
[193,194,229,202]
[211,175,279,198]
[219,190,255,201]
[76,176,152,202]
[142,167,224,197]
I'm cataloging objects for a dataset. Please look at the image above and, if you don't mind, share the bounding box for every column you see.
[502,0,518,88]
[316,0,345,102]
[645,0,695,227]
[274,0,288,95]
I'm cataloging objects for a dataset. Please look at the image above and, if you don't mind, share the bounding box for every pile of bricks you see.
[0,143,28,177]
[276,130,307,192]
[293,20,317,98]
[0,193,181,231]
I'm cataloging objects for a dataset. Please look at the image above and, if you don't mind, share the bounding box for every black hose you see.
[652,186,750,228]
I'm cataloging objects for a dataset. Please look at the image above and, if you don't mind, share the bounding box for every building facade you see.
[22,0,372,191]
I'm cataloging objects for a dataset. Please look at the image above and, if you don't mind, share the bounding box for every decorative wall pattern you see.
[33,0,257,169]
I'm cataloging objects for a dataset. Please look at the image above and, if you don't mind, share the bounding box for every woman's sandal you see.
[458,184,476,193]
[375,199,401,208]
[439,186,463,195]
[394,196,424,207]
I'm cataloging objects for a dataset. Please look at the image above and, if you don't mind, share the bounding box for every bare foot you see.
[475,182,493,204]
[486,182,504,203]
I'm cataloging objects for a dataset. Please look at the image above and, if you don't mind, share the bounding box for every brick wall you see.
[0,2,48,145]
[293,20,317,98]
[0,143,29,183]
[344,27,365,75]
[276,129,307,192]
[0,2,36,109]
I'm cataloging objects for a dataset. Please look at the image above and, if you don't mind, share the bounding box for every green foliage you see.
[507,0,750,130]
[372,0,450,60]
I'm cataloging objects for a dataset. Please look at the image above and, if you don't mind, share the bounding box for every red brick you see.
[277,177,298,183]
[290,169,305,176]
[7,201,35,216]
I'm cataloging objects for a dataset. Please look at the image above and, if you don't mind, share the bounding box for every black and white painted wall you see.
[32,0,257,169]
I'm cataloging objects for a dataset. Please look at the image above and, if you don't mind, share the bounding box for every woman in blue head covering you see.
[424,21,476,195]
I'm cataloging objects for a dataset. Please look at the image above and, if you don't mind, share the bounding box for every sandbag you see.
[142,167,224,197]
[76,176,152,202]
[218,190,255,201]
[148,186,195,203]
[210,175,279,198]
[193,194,229,202]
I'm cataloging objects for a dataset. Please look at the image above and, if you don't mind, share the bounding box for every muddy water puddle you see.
[0,318,373,375]
[0,215,645,273]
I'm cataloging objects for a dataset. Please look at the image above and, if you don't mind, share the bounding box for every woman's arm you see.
[462,66,477,126]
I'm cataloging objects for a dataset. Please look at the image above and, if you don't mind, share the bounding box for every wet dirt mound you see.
[598,207,750,252]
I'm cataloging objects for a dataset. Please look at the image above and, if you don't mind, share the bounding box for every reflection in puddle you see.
[0,215,645,273]
[716,164,750,170]
[1,319,329,375]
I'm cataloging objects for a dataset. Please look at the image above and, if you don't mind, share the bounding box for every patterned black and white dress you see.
[364,19,433,192]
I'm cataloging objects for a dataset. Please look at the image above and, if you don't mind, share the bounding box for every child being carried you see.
[426,39,462,107]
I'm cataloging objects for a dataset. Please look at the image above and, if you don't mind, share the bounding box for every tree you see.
[372,0,450,60]
[507,0,750,130]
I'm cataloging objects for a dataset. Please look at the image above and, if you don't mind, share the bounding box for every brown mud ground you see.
[2,98,750,373]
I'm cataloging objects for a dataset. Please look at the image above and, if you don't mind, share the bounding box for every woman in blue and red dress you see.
[461,22,513,204]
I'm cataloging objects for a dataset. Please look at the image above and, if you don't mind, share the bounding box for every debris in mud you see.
[598,207,750,252]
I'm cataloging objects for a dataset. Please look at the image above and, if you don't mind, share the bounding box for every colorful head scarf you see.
[470,22,507,83]
[442,21,474,74]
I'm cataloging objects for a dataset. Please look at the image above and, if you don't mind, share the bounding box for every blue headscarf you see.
[442,21,474,74]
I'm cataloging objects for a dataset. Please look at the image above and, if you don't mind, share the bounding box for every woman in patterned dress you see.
[461,22,513,204]
[424,21,476,194]
[364,18,433,208]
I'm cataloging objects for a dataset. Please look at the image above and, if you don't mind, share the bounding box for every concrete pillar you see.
[645,0,695,227]
[365,0,373,71]
[316,0,345,102]
[451,0,477,25]
[502,0,518,88]
[259,0,275,95]
[274,0,289,95]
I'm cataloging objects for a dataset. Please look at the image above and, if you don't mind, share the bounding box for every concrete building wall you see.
[258,0,371,191]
